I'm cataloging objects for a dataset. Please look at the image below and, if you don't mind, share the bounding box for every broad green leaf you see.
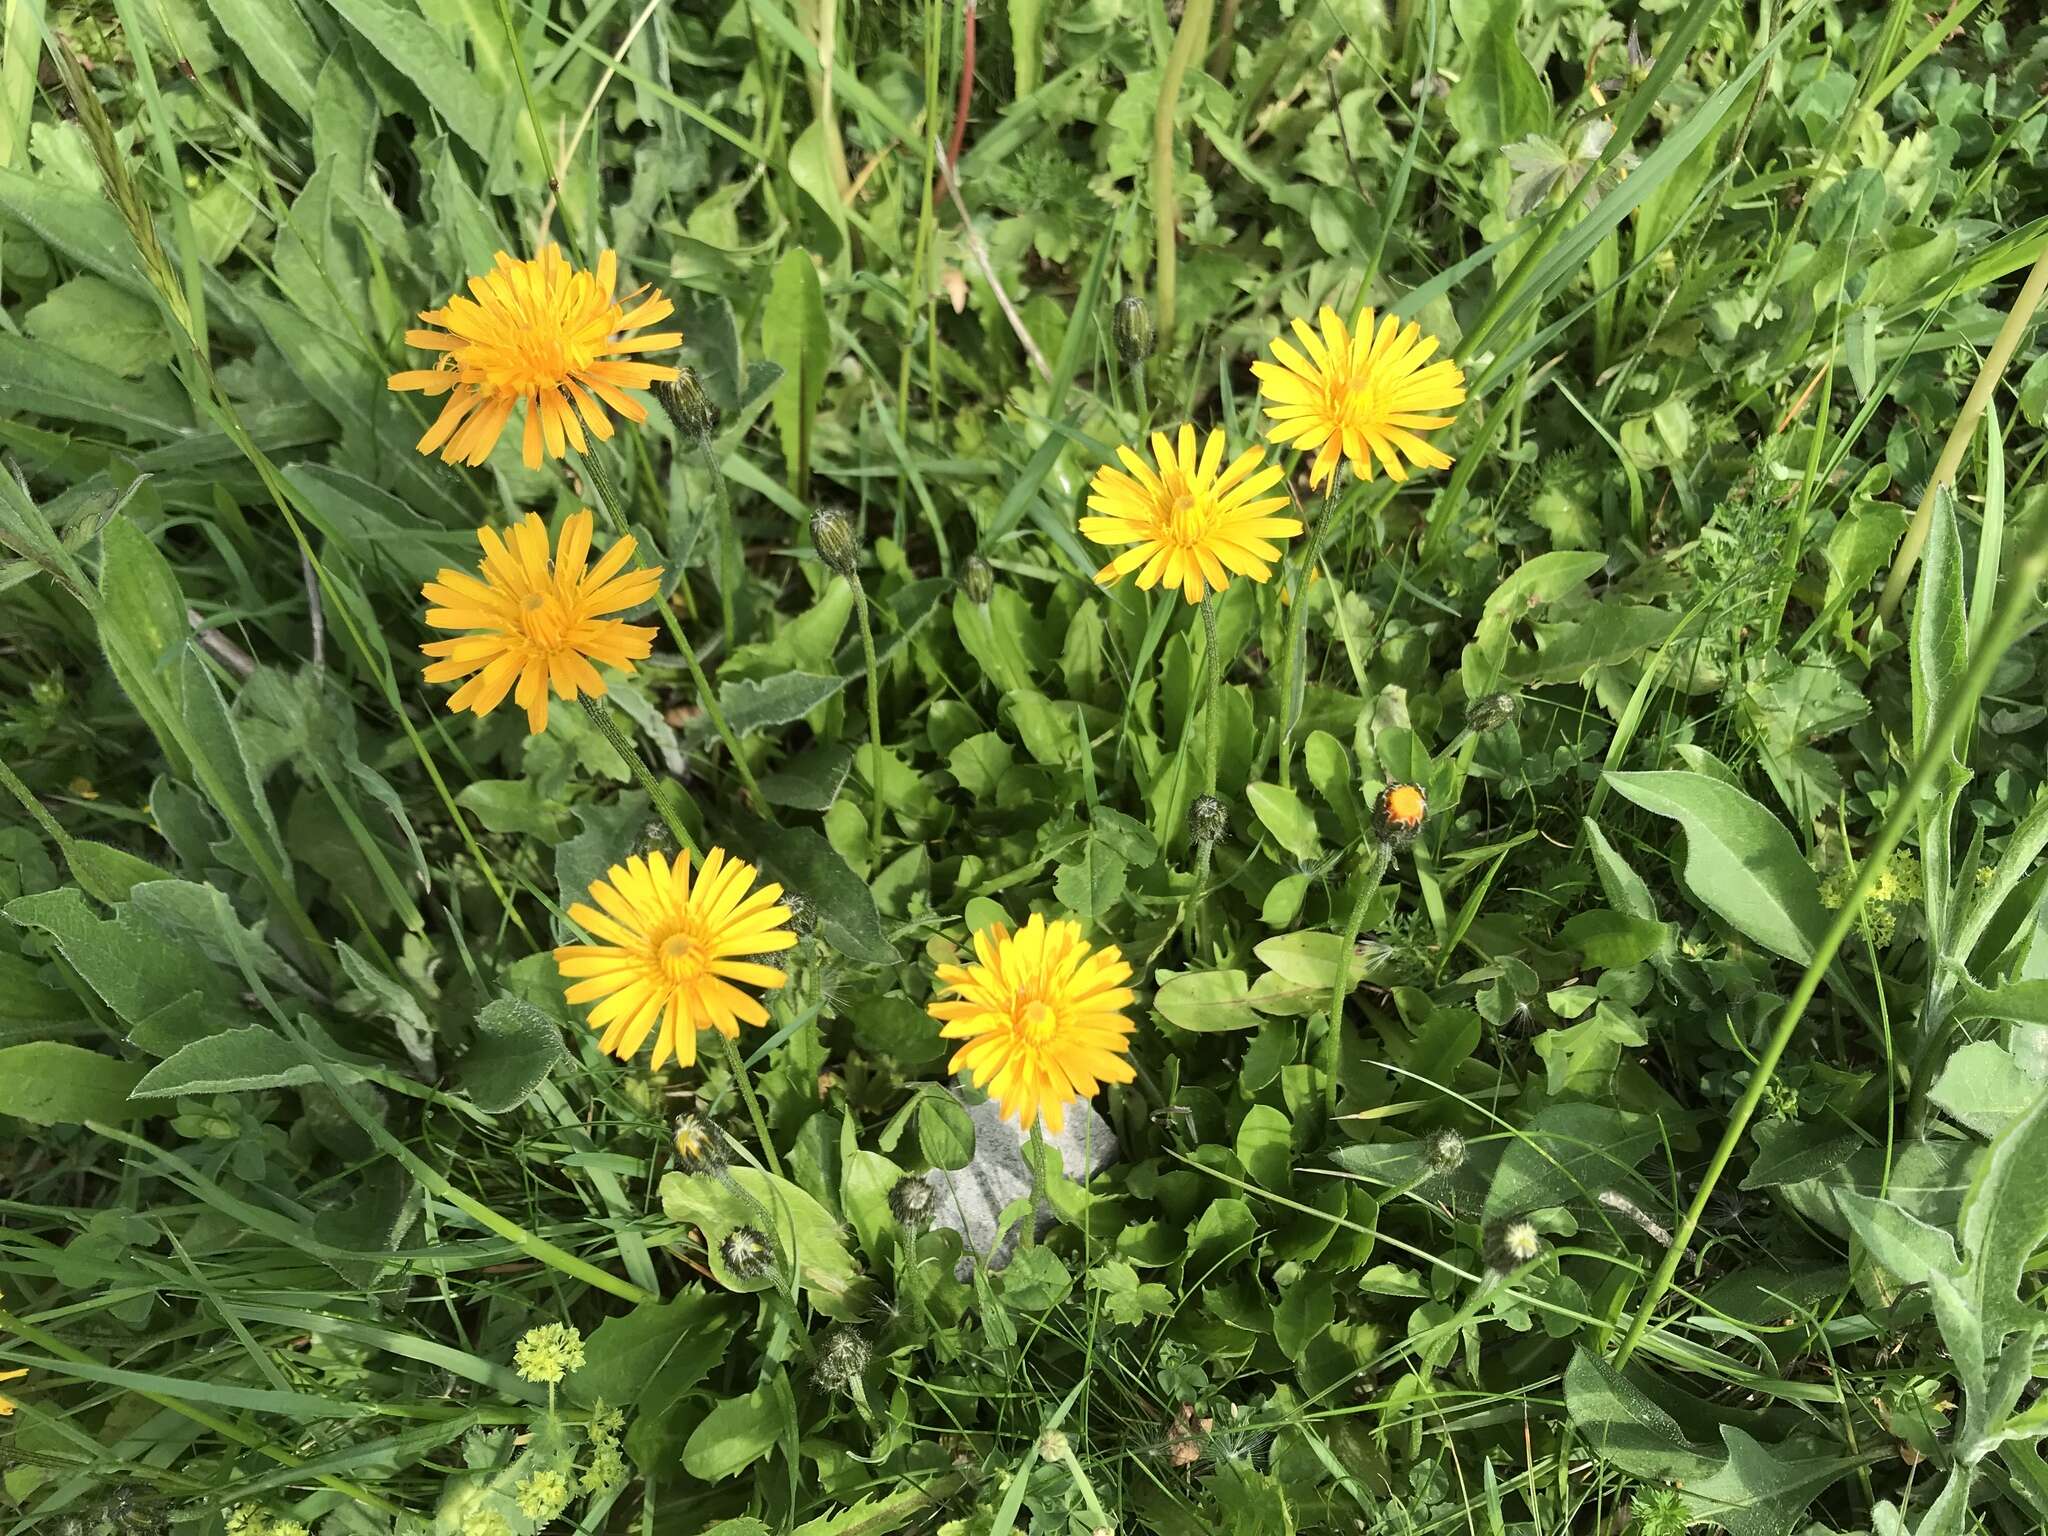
[23,275,173,377]
[569,1291,731,1418]
[131,1025,322,1097]
[1958,1086,2048,1335]
[1246,782,1320,860]
[1462,552,1606,698]
[1482,1103,1660,1223]
[461,997,567,1113]
[916,1091,975,1170]
[1053,840,1127,926]
[325,0,495,153]
[763,248,829,493]
[1836,1189,1961,1291]
[1152,968,1260,1032]
[731,814,893,963]
[1557,910,1669,969]
[0,1041,147,1125]
[683,1373,790,1481]
[203,0,321,115]
[1447,0,1548,154]
[1929,1041,2047,1139]
[1564,1349,1722,1482]
[1604,770,1827,963]
[721,672,845,734]
[662,1167,868,1318]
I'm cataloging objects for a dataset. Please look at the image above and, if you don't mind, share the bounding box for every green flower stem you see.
[1132,361,1151,437]
[847,566,887,862]
[1150,0,1215,339]
[1325,841,1392,1117]
[578,695,698,859]
[1277,478,1337,791]
[1611,526,2048,1370]
[1187,592,1224,952]
[719,1028,785,1179]
[698,438,741,650]
[1024,1121,1049,1249]
[578,448,765,808]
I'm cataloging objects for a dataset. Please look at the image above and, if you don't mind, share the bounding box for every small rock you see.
[921,1090,1118,1275]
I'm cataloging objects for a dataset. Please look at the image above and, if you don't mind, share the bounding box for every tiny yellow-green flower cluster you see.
[1816,848,1922,949]
[513,1323,586,1386]
[514,1467,572,1524]
[224,1507,307,1536]
[582,1402,629,1495]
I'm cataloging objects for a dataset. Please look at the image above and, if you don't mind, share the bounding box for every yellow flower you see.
[927,913,1137,1134]
[1252,307,1467,487]
[1081,425,1302,604]
[0,1289,24,1416]
[387,245,681,469]
[421,509,661,735]
[554,848,797,1071]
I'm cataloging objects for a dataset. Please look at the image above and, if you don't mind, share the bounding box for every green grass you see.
[4,1,2048,1534]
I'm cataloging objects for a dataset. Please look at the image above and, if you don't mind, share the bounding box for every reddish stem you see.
[944,0,976,191]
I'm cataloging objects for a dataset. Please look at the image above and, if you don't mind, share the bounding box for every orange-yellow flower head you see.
[927,913,1138,1134]
[421,509,662,735]
[388,246,681,470]
[0,1288,23,1415]
[1081,425,1302,604]
[1252,307,1466,488]
[555,848,797,1071]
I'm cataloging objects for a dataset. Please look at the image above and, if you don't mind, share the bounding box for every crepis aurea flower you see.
[554,848,797,1071]
[1253,307,1466,488]
[927,913,1138,1134]
[421,509,662,735]
[1081,426,1301,604]
[388,246,681,469]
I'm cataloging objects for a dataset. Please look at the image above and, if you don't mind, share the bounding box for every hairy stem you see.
[719,1029,785,1179]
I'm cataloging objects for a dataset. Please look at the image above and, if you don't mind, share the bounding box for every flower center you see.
[657,931,707,983]
[1157,480,1211,549]
[1018,998,1059,1044]
[518,590,573,652]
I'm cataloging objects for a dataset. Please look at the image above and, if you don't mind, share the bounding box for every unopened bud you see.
[720,1226,774,1280]
[888,1175,937,1230]
[1465,692,1519,733]
[1189,794,1228,847]
[1113,296,1154,367]
[671,1113,726,1173]
[814,1325,871,1392]
[811,507,860,578]
[1486,1218,1543,1272]
[960,554,995,605]
[1422,1128,1465,1175]
[1372,783,1427,847]
[654,367,720,441]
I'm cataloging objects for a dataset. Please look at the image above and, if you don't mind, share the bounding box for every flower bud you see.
[783,889,819,939]
[814,1325,872,1393]
[1372,783,1427,847]
[1485,1217,1543,1272]
[888,1175,937,1230]
[1422,1128,1465,1175]
[720,1226,774,1280]
[960,554,995,605]
[1465,692,1519,733]
[671,1113,726,1173]
[811,507,860,578]
[654,367,720,441]
[1189,794,1228,847]
[1113,296,1154,367]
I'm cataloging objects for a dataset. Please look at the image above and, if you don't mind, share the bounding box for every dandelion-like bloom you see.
[388,245,681,469]
[1253,307,1467,487]
[421,509,661,735]
[927,913,1137,1134]
[0,1289,23,1415]
[1081,426,1302,604]
[554,848,797,1071]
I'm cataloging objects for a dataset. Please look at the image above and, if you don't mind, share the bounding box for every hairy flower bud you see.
[654,367,720,441]
[960,553,995,605]
[1422,1128,1465,1175]
[888,1175,937,1230]
[720,1226,774,1280]
[1113,296,1155,367]
[1486,1218,1544,1272]
[811,507,860,578]
[1373,783,1427,847]
[1189,794,1229,847]
[814,1325,872,1393]
[1465,692,1519,733]
[671,1113,726,1173]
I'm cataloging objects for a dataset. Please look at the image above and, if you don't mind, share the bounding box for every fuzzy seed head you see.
[1189,794,1229,847]
[721,1226,774,1280]
[814,1325,872,1392]
[888,1175,938,1230]
[1423,1128,1465,1174]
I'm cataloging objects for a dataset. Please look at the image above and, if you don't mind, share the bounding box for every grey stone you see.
[920,1089,1119,1275]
